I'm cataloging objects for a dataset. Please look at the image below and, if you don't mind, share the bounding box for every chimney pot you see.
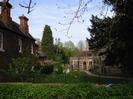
[0,1,12,25]
[19,15,29,33]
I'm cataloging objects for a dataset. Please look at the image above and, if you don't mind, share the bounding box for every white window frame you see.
[31,43,34,54]
[19,39,22,53]
[0,6,1,15]
[0,32,5,52]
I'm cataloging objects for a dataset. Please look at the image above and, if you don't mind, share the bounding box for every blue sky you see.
[9,0,112,45]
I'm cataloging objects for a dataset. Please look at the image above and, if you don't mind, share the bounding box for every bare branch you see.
[19,0,36,14]
[57,0,92,38]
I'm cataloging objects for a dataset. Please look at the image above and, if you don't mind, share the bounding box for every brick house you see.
[69,49,95,71]
[0,2,35,69]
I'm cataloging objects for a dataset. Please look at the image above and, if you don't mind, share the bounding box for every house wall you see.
[0,28,19,69]
[0,2,35,69]
[69,57,94,71]
[0,28,34,69]
[92,50,123,76]
[21,37,33,53]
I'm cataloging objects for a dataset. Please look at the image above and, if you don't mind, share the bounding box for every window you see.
[19,39,22,53]
[0,6,1,15]
[31,43,34,54]
[89,61,93,67]
[0,32,4,52]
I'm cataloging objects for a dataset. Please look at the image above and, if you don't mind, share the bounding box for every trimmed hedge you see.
[40,64,54,74]
[0,83,133,99]
[32,71,90,83]
[1,71,132,83]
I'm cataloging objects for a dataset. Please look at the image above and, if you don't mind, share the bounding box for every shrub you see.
[0,83,133,98]
[0,69,9,82]
[7,52,41,82]
[32,71,90,83]
[10,53,40,74]
[40,64,54,74]
[54,63,64,74]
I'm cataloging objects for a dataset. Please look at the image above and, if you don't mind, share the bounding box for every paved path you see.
[85,71,133,80]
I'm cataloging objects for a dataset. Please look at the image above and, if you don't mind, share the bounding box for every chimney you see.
[0,1,12,25]
[19,15,29,33]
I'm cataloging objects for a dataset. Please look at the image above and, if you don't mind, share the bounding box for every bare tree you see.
[58,0,92,37]
[4,0,9,2]
[2,0,36,14]
[57,0,110,38]
[19,0,36,14]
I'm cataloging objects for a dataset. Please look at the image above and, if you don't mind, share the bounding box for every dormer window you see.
[19,39,22,53]
[0,32,4,52]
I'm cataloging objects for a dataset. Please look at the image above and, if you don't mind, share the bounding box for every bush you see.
[40,64,54,74]
[54,63,64,74]
[0,83,133,98]
[10,53,40,74]
[32,71,90,83]
[0,69,9,82]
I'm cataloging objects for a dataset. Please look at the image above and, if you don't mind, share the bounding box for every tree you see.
[88,15,112,49]
[41,25,55,59]
[77,40,85,51]
[54,38,66,62]
[103,0,133,16]
[1,0,36,14]
[103,0,133,74]
[57,0,93,36]
[19,0,36,14]
[54,38,63,55]
[64,41,79,57]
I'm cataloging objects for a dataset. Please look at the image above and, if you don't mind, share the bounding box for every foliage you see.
[63,41,76,51]
[54,45,68,64]
[104,0,133,16]
[10,52,40,74]
[40,64,54,74]
[0,83,133,98]
[88,0,133,74]
[54,40,79,64]
[41,25,55,59]
[5,52,40,82]
[63,41,79,57]
[54,63,64,74]
[88,15,112,49]
[77,40,86,51]
[32,71,131,84]
[32,71,89,83]
[1,68,132,83]
[102,0,133,74]
[105,15,133,73]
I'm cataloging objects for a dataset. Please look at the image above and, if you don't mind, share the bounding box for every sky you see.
[9,0,112,45]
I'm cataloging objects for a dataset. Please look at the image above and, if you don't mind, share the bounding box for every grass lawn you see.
[0,71,133,98]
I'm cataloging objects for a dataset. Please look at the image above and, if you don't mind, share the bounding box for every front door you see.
[83,61,87,70]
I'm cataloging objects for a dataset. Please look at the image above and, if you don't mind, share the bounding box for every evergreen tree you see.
[88,0,133,74]
[88,15,112,49]
[103,0,133,74]
[41,25,54,59]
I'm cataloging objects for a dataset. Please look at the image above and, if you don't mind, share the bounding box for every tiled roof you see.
[77,51,92,57]
[0,20,35,41]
